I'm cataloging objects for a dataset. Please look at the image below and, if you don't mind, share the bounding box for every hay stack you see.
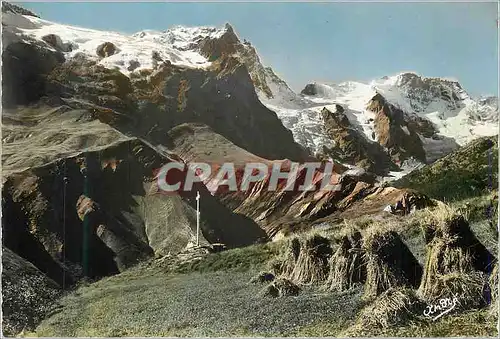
[287,234,333,285]
[418,208,495,306]
[423,271,488,310]
[358,287,424,328]
[262,278,300,298]
[268,237,301,277]
[325,228,365,292]
[420,207,493,273]
[363,226,422,299]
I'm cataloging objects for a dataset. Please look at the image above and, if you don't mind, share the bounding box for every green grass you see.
[33,230,498,337]
[394,136,498,201]
[450,192,498,223]
[35,268,364,337]
[176,242,280,273]
[340,309,497,337]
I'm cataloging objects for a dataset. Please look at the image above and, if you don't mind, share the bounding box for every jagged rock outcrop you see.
[197,23,306,108]
[96,42,119,58]
[367,93,428,164]
[320,105,397,174]
[42,52,308,162]
[2,41,65,108]
[197,23,273,99]
[2,1,39,17]
[41,34,74,52]
[395,72,467,113]
[297,73,495,169]
[301,84,317,96]
[199,23,240,61]
[163,122,432,239]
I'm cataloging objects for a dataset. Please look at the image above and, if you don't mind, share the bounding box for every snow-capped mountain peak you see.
[260,71,497,170]
[3,12,240,76]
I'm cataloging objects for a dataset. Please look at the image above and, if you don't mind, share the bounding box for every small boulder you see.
[250,271,275,284]
[301,83,318,96]
[152,51,163,68]
[152,50,163,62]
[262,278,300,298]
[96,42,119,58]
[127,60,140,72]
[41,34,74,52]
[76,195,99,221]
[41,34,60,48]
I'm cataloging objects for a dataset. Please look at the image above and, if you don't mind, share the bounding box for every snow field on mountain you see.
[264,73,497,164]
[8,13,226,75]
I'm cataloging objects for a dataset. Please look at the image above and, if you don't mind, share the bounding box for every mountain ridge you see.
[2,4,498,336]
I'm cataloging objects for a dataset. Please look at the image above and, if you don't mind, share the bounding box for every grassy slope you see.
[394,136,498,201]
[35,231,497,337]
[35,243,364,337]
[299,309,497,337]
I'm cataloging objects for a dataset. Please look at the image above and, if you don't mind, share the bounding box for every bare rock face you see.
[367,93,427,164]
[320,106,397,175]
[197,23,278,99]
[127,59,140,71]
[2,41,64,107]
[41,34,74,52]
[96,42,119,58]
[199,23,239,61]
[396,72,467,112]
[76,195,99,221]
[45,53,308,162]
[2,137,266,284]
[164,123,433,240]
[2,1,39,17]
[301,83,318,96]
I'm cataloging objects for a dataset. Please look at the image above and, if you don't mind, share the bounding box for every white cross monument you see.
[196,191,200,246]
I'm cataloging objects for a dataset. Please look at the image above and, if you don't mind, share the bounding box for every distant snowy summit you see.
[294,73,498,155]
[261,71,498,173]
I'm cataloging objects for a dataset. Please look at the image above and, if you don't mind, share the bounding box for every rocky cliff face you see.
[320,105,397,174]
[2,1,39,17]
[17,51,307,163]
[392,72,467,113]
[366,93,428,164]
[3,137,266,284]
